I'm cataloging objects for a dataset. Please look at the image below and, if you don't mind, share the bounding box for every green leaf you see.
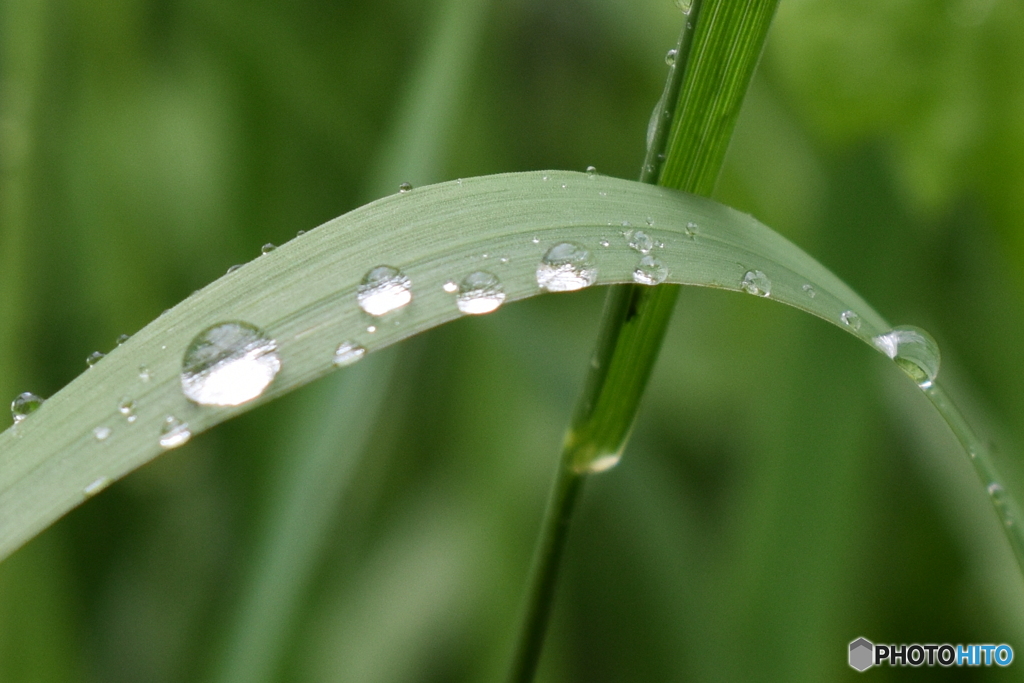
[0,169,1011,567]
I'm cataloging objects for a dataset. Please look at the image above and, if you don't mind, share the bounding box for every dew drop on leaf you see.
[628,230,655,254]
[840,310,862,331]
[86,351,105,367]
[872,325,940,388]
[11,392,44,424]
[181,321,281,407]
[740,270,771,297]
[83,476,112,498]
[261,243,276,254]
[159,415,192,449]
[665,48,678,66]
[456,271,506,315]
[333,341,367,368]
[118,397,137,423]
[536,243,597,292]
[357,266,412,316]
[398,182,413,193]
[633,255,669,286]
[93,426,112,442]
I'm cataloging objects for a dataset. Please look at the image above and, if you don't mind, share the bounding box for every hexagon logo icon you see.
[849,638,874,671]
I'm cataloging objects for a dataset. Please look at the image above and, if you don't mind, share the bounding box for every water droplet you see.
[86,351,105,367]
[542,175,550,181]
[599,239,610,248]
[586,165,598,178]
[560,183,567,189]
[802,284,816,298]
[11,392,44,423]
[536,243,597,292]
[633,255,669,286]
[357,266,412,316]
[665,48,678,66]
[872,325,940,388]
[674,0,693,13]
[93,426,112,442]
[840,310,862,331]
[139,365,152,382]
[333,341,367,367]
[83,476,112,498]
[456,271,506,315]
[531,237,540,244]
[261,243,276,255]
[684,221,698,239]
[586,454,621,473]
[628,230,655,254]
[645,217,655,227]
[296,229,306,237]
[227,264,243,274]
[498,256,510,264]
[740,270,771,297]
[159,416,191,449]
[366,325,377,333]
[181,321,281,407]
[398,182,413,193]
[442,280,458,293]
[118,397,137,423]
[116,334,130,345]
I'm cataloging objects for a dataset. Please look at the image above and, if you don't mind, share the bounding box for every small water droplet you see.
[586,454,621,474]
[442,280,458,293]
[536,243,597,292]
[740,270,771,297]
[118,397,137,423]
[665,48,678,66]
[261,243,276,255]
[456,271,506,315]
[684,221,698,239]
[11,392,44,423]
[633,255,669,286]
[357,266,412,316]
[599,239,610,248]
[227,264,243,274]
[93,426,112,442]
[628,230,655,254]
[802,284,816,298]
[83,476,112,498]
[531,237,540,244]
[398,182,413,193]
[872,325,940,388]
[366,325,377,333]
[333,341,367,367]
[840,310,862,331]
[116,334,130,345]
[296,229,306,237]
[586,165,598,178]
[139,365,152,382]
[560,183,567,189]
[542,175,550,182]
[86,351,105,367]
[498,256,510,264]
[645,217,654,227]
[159,416,191,449]
[181,321,281,406]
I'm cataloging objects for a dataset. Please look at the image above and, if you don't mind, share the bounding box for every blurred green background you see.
[3,0,1024,680]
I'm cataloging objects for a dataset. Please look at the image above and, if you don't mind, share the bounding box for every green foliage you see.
[2,0,1024,681]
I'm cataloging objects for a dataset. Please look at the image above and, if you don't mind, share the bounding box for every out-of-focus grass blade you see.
[0,170,1014,572]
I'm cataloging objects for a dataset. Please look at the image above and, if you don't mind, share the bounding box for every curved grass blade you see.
[0,170,1018,573]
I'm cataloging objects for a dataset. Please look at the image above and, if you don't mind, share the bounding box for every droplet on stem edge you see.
[872,325,940,388]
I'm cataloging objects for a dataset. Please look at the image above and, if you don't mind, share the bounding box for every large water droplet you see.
[86,351,105,367]
[159,416,191,449]
[840,310,862,331]
[628,230,655,254]
[633,255,668,286]
[872,325,940,388]
[536,243,597,292]
[665,48,678,66]
[456,271,506,314]
[586,165,598,178]
[357,266,412,316]
[740,270,771,297]
[181,321,281,406]
[398,182,413,193]
[118,397,137,423]
[11,392,44,424]
[333,341,367,368]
